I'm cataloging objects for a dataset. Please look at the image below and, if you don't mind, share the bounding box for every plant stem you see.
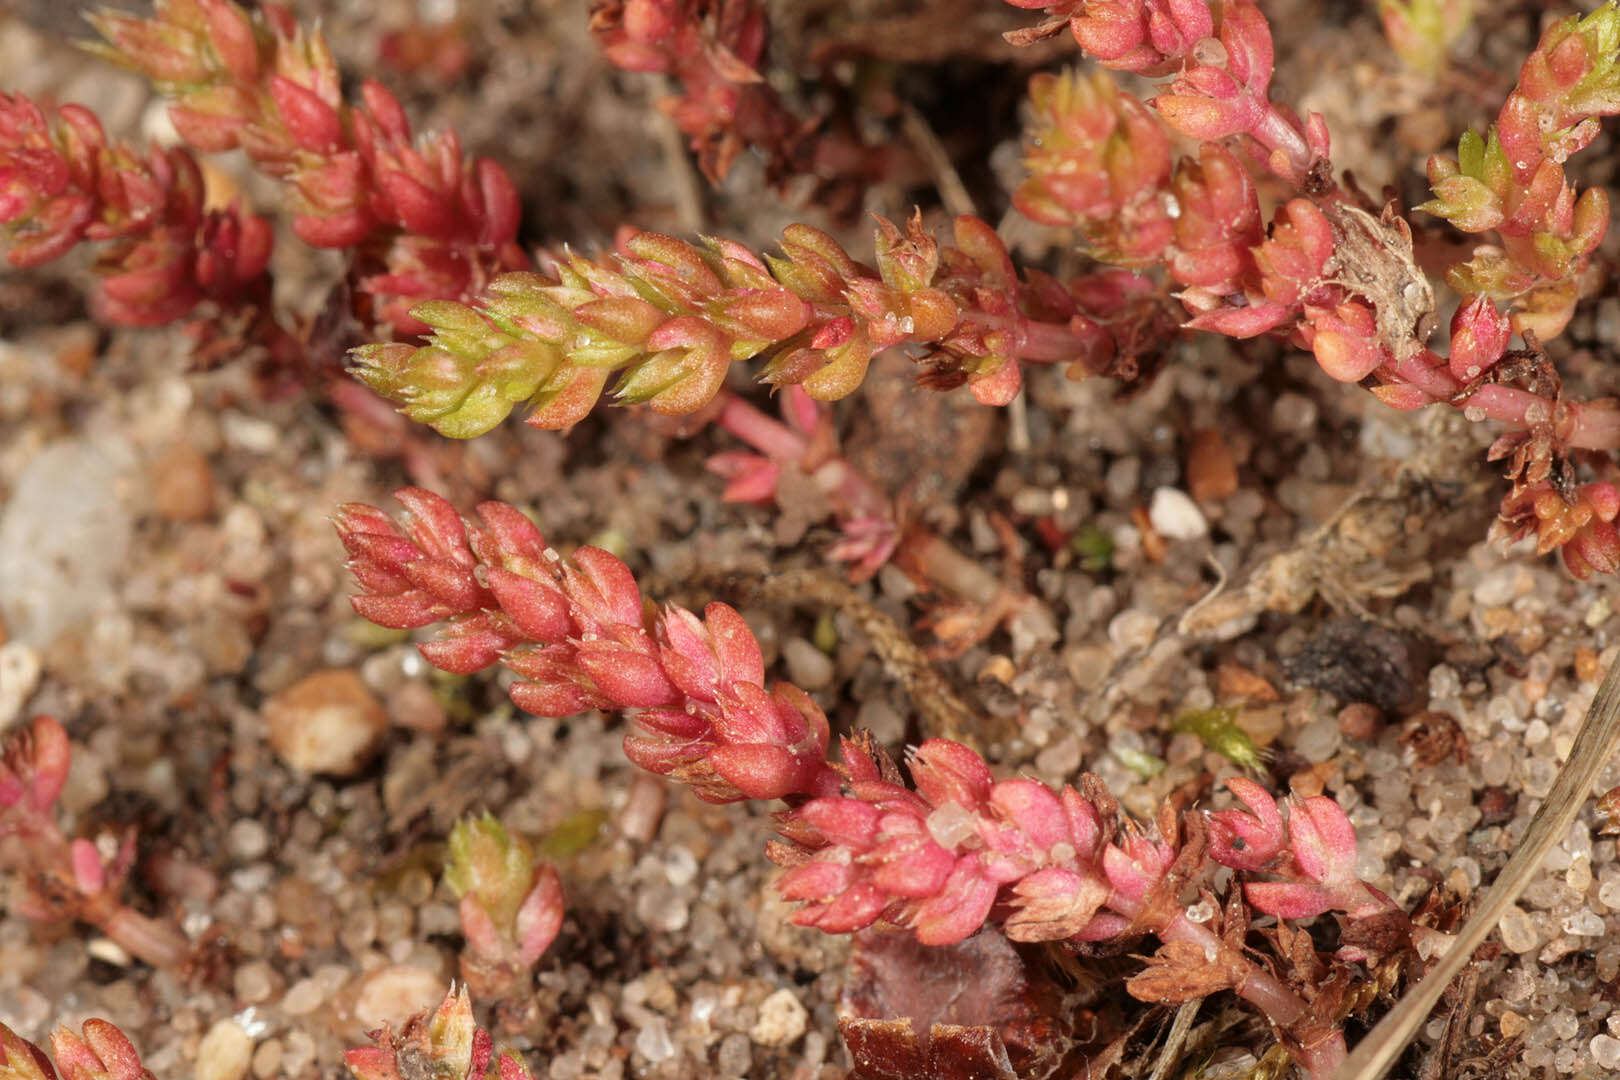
[1106,891,1347,1079]
[714,392,807,461]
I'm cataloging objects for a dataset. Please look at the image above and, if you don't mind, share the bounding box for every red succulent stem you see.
[338,490,1403,1077]
[85,0,528,335]
[1011,317,1107,364]
[0,92,272,328]
[587,0,911,214]
[1247,101,1314,177]
[1,717,189,970]
[1127,895,1349,1074]
[94,907,190,971]
[1566,402,1620,451]
[713,391,809,462]
[710,389,900,578]
[335,488,843,802]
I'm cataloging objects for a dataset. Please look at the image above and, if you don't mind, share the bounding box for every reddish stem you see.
[7,790,189,970]
[713,390,894,531]
[98,905,191,970]
[1108,891,1346,1079]
[1015,318,1101,364]
[1566,400,1620,450]
[714,392,807,460]
[1249,104,1313,179]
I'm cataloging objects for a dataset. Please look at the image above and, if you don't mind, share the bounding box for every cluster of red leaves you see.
[335,488,843,803]
[1003,0,1620,576]
[1421,4,1620,338]
[344,986,536,1080]
[588,0,908,215]
[0,1019,156,1080]
[80,0,527,334]
[337,487,1437,1078]
[589,0,794,184]
[0,92,270,326]
[707,387,901,580]
[0,717,189,971]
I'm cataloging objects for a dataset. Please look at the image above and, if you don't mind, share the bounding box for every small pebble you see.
[0,436,135,646]
[280,1033,315,1077]
[233,960,277,1004]
[1294,716,1341,763]
[250,1041,282,1080]
[617,773,667,845]
[855,700,905,744]
[149,443,215,522]
[387,679,446,735]
[221,412,280,454]
[635,1019,674,1063]
[1337,703,1382,741]
[716,1033,752,1077]
[1272,392,1317,432]
[0,641,41,729]
[264,669,388,776]
[1104,457,1140,503]
[1592,1034,1620,1070]
[196,1020,254,1080]
[782,638,833,691]
[353,965,446,1029]
[1147,486,1208,541]
[280,976,328,1016]
[1562,910,1605,937]
[1107,610,1159,651]
[226,819,270,861]
[663,847,698,888]
[1185,430,1238,503]
[398,867,435,905]
[1498,906,1540,954]
[750,988,807,1047]
[86,939,132,967]
[1034,735,1082,779]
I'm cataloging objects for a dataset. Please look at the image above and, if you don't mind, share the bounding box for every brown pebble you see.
[1575,646,1602,684]
[1337,703,1383,741]
[1396,105,1451,154]
[1477,786,1517,826]
[264,669,388,776]
[617,773,668,845]
[1186,429,1239,503]
[1287,761,1335,798]
[150,442,215,522]
[1597,785,1620,833]
[386,679,446,735]
[1215,661,1278,703]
